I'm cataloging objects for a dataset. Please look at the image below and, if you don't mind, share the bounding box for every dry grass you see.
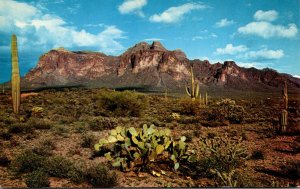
[0,88,299,187]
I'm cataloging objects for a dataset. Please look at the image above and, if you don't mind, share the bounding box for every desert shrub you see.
[8,123,34,134]
[81,133,95,148]
[69,162,86,183]
[96,90,148,117]
[73,122,88,133]
[27,118,52,130]
[25,169,50,188]
[88,117,117,131]
[51,124,69,136]
[69,162,117,187]
[210,99,245,124]
[43,155,75,178]
[182,134,248,186]
[94,124,195,172]
[250,150,264,160]
[88,163,118,187]
[199,135,248,172]
[10,150,46,174]
[177,99,202,116]
[31,138,56,156]
[0,129,11,140]
[0,151,10,167]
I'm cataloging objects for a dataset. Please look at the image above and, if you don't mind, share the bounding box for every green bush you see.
[69,162,117,187]
[81,133,95,148]
[210,99,245,124]
[88,163,118,187]
[0,128,11,140]
[88,117,117,131]
[0,151,10,167]
[177,99,202,116]
[43,156,75,178]
[25,169,50,188]
[182,134,248,186]
[8,123,34,134]
[199,134,248,173]
[31,139,56,156]
[10,150,46,174]
[28,118,51,130]
[96,90,148,117]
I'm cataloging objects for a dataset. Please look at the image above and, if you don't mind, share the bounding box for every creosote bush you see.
[81,133,95,148]
[209,99,245,124]
[10,150,46,174]
[43,155,75,178]
[69,162,118,187]
[25,169,50,188]
[177,98,202,116]
[89,163,118,187]
[96,90,148,117]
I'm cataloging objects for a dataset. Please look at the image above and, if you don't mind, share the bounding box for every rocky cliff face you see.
[24,41,300,91]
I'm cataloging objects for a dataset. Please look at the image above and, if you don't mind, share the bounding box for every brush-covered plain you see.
[0,88,299,187]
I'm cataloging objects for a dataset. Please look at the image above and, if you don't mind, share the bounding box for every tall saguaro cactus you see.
[280,81,288,133]
[185,66,199,101]
[11,34,21,114]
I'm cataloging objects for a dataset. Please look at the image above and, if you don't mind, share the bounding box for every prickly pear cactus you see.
[95,124,195,172]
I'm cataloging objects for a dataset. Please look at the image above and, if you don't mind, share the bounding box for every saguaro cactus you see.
[279,81,288,133]
[185,66,199,101]
[11,34,21,114]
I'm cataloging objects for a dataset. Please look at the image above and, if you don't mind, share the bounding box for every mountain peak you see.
[124,42,150,54]
[150,41,166,51]
[54,47,69,52]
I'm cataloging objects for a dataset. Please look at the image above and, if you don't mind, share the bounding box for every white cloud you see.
[238,10,298,38]
[254,10,278,22]
[236,61,272,69]
[149,2,207,23]
[238,21,298,38]
[215,18,235,27]
[211,33,218,38]
[192,33,217,40]
[294,75,300,78]
[215,44,248,55]
[243,48,284,60]
[0,0,39,21]
[192,36,204,40]
[118,0,147,17]
[144,38,164,41]
[0,0,126,54]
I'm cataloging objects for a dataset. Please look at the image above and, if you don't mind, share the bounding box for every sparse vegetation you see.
[0,88,299,187]
[25,169,50,188]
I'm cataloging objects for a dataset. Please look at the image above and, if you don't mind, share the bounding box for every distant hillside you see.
[22,41,300,92]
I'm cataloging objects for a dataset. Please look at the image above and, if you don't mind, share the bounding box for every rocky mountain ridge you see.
[24,41,300,91]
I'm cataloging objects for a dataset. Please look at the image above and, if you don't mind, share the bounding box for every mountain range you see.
[22,41,300,92]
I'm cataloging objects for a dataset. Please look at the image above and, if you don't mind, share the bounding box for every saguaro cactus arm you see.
[185,66,199,100]
[11,34,21,114]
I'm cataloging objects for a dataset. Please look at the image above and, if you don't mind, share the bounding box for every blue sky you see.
[0,0,299,83]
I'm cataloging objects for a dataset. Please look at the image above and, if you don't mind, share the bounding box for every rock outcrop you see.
[24,41,300,91]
